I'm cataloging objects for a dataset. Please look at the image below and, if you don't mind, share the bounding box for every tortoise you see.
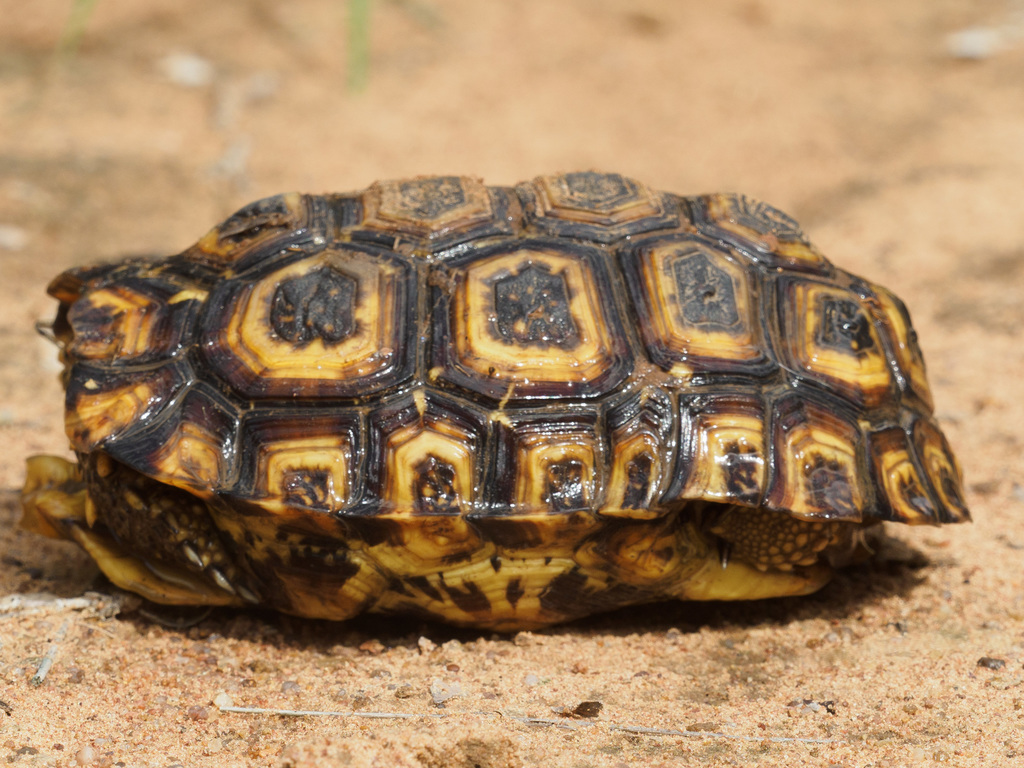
[21,172,969,630]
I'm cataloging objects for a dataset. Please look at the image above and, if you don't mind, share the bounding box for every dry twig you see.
[30,618,71,686]
[219,705,841,744]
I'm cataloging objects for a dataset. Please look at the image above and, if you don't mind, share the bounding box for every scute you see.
[623,234,771,378]
[200,245,416,399]
[432,241,633,402]
[237,409,361,516]
[519,171,680,242]
[358,175,511,249]
[357,391,490,573]
[695,193,830,273]
[126,382,240,494]
[191,192,311,268]
[64,362,191,454]
[766,396,866,522]
[25,172,970,629]
[777,276,895,407]
[671,393,768,507]
[601,389,675,518]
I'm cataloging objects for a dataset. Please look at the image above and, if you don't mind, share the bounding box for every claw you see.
[718,539,731,569]
[182,543,205,569]
[34,319,59,345]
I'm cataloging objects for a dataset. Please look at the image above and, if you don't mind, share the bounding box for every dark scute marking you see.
[397,176,467,219]
[805,454,856,516]
[388,578,413,597]
[414,454,460,515]
[721,443,761,504]
[406,575,445,604]
[281,468,333,511]
[939,467,966,511]
[71,302,120,345]
[819,298,875,354]
[732,196,804,240]
[622,453,653,508]
[544,459,587,512]
[671,251,740,330]
[897,473,935,518]
[441,580,492,615]
[539,568,588,615]
[271,266,356,345]
[219,196,295,243]
[283,543,360,578]
[493,264,579,348]
[490,555,502,572]
[505,578,525,607]
[562,171,635,210]
[474,519,545,550]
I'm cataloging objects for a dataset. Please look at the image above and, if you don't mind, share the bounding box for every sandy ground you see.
[2,1,1024,766]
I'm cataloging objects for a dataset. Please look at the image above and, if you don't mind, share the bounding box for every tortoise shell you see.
[21,172,969,629]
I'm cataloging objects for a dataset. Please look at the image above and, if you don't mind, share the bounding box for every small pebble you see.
[1011,482,1024,503]
[159,52,215,87]
[0,224,27,251]
[947,27,1002,60]
[358,639,385,655]
[186,705,209,721]
[417,636,437,653]
[569,700,603,718]
[977,656,1006,670]
[686,721,719,732]
[212,692,234,708]
[75,746,96,765]
[429,679,463,706]
[786,698,836,716]
[523,673,539,686]
[280,680,301,693]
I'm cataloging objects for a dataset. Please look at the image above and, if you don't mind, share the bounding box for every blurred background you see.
[2,4,1024,763]
[2,1,1020,253]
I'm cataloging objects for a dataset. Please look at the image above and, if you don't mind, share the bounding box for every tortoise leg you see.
[21,455,242,607]
[707,505,844,572]
[21,455,89,540]
[671,505,859,601]
[673,548,833,601]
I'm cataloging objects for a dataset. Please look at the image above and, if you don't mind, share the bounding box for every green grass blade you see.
[56,0,100,61]
[348,0,371,92]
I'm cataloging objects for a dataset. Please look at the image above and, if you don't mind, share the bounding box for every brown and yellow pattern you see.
[22,172,970,629]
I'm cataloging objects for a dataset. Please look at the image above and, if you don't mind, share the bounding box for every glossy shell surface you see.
[37,172,969,628]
